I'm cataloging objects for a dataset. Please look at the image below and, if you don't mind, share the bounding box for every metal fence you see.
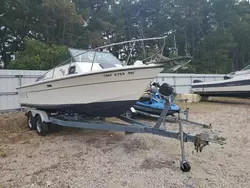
[0,69,46,112]
[0,70,225,112]
[155,73,225,94]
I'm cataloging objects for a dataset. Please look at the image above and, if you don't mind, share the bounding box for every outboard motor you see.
[159,83,174,96]
[158,83,177,104]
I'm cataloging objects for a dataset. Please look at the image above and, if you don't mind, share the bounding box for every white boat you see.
[191,65,250,98]
[224,64,250,79]
[17,37,190,117]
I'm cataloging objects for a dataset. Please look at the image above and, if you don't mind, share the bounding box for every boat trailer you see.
[25,100,225,172]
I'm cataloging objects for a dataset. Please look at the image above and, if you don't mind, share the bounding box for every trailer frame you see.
[126,99,212,129]
[24,101,225,172]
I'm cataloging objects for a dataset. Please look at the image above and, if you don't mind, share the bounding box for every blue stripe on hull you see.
[191,79,250,88]
[193,91,250,98]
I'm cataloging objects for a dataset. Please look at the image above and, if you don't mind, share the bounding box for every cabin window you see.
[68,48,122,65]
[68,66,76,75]
[99,63,116,69]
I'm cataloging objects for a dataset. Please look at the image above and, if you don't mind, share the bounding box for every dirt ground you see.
[0,98,250,188]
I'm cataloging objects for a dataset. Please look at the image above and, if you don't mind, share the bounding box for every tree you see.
[0,0,86,68]
[39,0,86,46]
[8,37,68,70]
[2,0,250,73]
[0,0,28,68]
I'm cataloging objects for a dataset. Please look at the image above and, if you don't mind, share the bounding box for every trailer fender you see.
[29,109,50,123]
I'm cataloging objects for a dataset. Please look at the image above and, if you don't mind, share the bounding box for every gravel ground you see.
[0,98,250,188]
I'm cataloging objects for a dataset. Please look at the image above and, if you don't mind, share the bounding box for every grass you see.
[0,148,7,158]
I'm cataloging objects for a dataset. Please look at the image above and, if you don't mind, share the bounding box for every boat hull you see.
[191,77,250,98]
[22,100,138,117]
[17,65,164,117]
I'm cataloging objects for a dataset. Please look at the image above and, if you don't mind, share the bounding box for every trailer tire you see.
[125,109,134,119]
[35,114,49,136]
[180,161,191,172]
[27,112,36,130]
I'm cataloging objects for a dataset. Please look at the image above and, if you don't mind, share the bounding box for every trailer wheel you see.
[27,112,36,130]
[35,115,49,136]
[125,109,134,119]
[180,161,191,172]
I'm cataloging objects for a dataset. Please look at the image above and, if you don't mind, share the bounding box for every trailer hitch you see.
[194,133,209,152]
[194,133,226,152]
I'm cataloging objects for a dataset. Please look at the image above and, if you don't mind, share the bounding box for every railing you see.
[40,36,169,80]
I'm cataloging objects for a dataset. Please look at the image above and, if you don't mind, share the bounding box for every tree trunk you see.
[192,24,195,57]
[62,22,66,44]
[232,50,235,71]
[248,52,250,66]
[185,29,188,55]
[2,53,11,69]
[242,48,245,68]
[235,46,239,70]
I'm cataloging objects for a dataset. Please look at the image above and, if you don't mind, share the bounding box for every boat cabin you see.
[225,64,250,79]
[36,48,124,82]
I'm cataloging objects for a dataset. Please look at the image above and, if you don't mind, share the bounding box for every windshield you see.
[240,64,250,71]
[68,48,122,65]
